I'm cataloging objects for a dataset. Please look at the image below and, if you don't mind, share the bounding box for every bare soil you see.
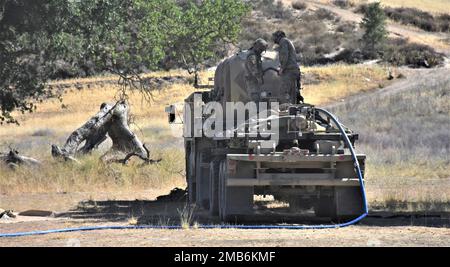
[1,188,450,247]
[1,220,450,247]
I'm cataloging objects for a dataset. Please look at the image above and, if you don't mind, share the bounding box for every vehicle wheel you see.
[209,160,220,216]
[194,151,202,207]
[314,196,337,221]
[187,145,196,204]
[218,160,253,222]
[218,160,227,221]
[195,150,211,209]
[289,197,313,211]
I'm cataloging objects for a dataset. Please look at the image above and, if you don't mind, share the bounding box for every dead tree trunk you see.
[51,102,116,160]
[0,150,41,169]
[107,101,147,158]
[52,100,159,164]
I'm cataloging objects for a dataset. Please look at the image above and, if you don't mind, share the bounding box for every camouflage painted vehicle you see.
[167,50,365,222]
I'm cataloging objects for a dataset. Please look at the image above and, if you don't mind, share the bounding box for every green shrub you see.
[252,0,293,19]
[357,4,450,32]
[316,8,337,20]
[292,0,307,10]
[336,21,357,33]
[332,0,354,9]
[383,39,444,68]
[360,2,387,59]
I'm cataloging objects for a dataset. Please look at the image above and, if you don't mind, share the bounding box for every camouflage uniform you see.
[273,32,302,104]
[245,39,268,101]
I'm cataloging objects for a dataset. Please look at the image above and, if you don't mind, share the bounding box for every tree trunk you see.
[0,150,41,168]
[107,101,147,158]
[52,100,155,163]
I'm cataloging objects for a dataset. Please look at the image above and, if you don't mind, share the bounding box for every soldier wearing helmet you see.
[245,38,268,101]
[272,30,303,103]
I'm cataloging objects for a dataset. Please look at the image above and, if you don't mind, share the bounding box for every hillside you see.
[0,64,391,194]
[281,0,450,55]
[288,0,450,14]
[343,0,450,14]
[330,67,450,209]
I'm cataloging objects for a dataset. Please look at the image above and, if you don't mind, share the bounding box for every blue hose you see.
[0,108,368,238]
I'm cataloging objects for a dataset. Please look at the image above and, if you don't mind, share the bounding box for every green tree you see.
[0,0,70,124]
[64,0,181,99]
[170,0,250,74]
[0,0,248,124]
[360,2,387,58]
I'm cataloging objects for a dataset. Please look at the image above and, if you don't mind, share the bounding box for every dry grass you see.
[177,204,197,229]
[0,78,194,140]
[400,34,449,54]
[128,216,138,225]
[331,69,450,208]
[0,72,196,195]
[366,175,450,212]
[303,63,391,105]
[0,64,391,195]
[365,160,450,209]
[47,69,189,85]
[0,64,387,142]
[316,0,450,14]
[359,0,450,14]
[1,64,447,212]
[0,148,186,194]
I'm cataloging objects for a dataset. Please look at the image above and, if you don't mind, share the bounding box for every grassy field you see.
[3,63,447,213]
[0,64,390,144]
[0,75,194,194]
[0,64,391,195]
[359,0,450,14]
[331,68,450,209]
[303,64,390,104]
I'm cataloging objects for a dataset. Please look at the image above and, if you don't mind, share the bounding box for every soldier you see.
[272,30,303,104]
[245,38,268,101]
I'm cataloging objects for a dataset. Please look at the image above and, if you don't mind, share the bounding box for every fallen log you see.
[52,100,159,164]
[0,149,41,168]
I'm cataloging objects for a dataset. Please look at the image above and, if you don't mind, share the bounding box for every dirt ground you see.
[1,189,450,247]
[1,220,450,247]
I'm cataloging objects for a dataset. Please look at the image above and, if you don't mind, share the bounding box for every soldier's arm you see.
[279,39,289,71]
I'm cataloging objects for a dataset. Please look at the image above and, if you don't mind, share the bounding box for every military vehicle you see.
[166,50,365,222]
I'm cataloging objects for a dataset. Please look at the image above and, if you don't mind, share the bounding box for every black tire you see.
[218,160,227,221]
[217,160,252,223]
[314,196,337,220]
[186,144,196,204]
[288,197,314,211]
[209,160,220,216]
[194,151,202,207]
